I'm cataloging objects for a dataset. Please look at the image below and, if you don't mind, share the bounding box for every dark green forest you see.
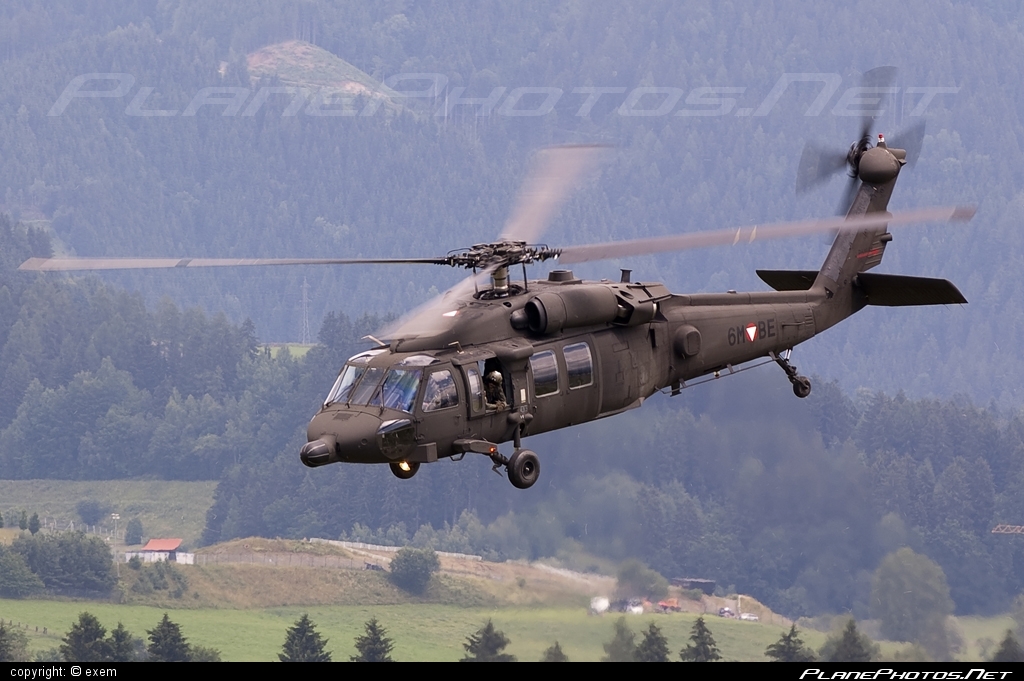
[3,1,1024,623]
[4,216,1024,619]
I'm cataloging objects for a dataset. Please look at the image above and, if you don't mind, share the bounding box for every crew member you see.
[485,370,507,410]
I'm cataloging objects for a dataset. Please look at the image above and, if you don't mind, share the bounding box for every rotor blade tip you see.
[952,206,977,221]
[18,258,45,271]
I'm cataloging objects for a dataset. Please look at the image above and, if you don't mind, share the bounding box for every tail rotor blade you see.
[892,120,926,167]
[796,144,848,193]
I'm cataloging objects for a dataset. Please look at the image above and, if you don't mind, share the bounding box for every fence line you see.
[195,552,366,570]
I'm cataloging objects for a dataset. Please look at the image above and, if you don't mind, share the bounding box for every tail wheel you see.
[389,461,420,480]
[507,449,540,489]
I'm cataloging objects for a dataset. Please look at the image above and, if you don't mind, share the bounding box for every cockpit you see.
[324,351,456,415]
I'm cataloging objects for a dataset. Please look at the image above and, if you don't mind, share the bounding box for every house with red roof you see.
[124,538,194,565]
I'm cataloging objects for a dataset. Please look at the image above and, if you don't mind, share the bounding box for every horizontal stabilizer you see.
[757,269,818,291]
[855,273,967,306]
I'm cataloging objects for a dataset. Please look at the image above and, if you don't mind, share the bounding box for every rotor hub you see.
[445,240,560,270]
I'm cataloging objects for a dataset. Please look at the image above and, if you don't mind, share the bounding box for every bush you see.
[388,547,439,594]
[76,501,108,527]
[616,559,669,600]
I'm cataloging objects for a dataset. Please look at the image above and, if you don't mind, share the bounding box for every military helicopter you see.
[20,80,973,490]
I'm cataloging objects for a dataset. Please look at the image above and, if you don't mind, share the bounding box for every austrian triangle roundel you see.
[745,323,758,342]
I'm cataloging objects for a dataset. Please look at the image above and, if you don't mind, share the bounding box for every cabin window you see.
[422,370,459,412]
[530,350,559,397]
[374,369,421,413]
[325,364,364,405]
[466,368,485,412]
[348,366,385,406]
[563,342,594,389]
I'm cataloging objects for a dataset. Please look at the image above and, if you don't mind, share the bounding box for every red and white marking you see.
[745,323,758,342]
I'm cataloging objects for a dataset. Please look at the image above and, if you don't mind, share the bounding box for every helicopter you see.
[20,79,973,491]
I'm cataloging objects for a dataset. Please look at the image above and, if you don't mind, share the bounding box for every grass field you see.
[0,599,826,662]
[0,480,217,547]
[2,564,1017,661]
[265,343,314,359]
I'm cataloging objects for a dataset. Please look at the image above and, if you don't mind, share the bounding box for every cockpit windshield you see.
[324,364,422,414]
[324,364,363,405]
[373,369,421,412]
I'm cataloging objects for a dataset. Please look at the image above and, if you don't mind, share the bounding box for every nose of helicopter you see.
[301,410,383,466]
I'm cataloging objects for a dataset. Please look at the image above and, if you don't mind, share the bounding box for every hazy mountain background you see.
[2,0,1024,622]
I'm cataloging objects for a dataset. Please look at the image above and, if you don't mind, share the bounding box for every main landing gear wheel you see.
[792,376,812,399]
[389,461,420,480]
[507,449,540,489]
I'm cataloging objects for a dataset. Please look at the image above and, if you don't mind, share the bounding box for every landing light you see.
[398,461,412,472]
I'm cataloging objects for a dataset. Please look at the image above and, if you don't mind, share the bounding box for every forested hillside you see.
[3,0,1024,628]
[0,1,1022,400]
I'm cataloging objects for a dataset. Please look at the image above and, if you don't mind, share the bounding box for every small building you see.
[672,577,716,595]
[124,538,194,565]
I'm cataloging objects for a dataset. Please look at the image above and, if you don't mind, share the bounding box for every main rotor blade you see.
[499,144,606,244]
[378,266,497,341]
[18,256,448,272]
[556,205,975,264]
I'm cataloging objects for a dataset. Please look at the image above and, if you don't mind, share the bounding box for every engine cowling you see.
[525,286,620,335]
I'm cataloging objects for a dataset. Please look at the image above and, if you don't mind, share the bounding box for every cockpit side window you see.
[421,370,459,412]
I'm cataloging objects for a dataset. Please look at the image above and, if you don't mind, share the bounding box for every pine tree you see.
[991,630,1024,662]
[60,612,113,662]
[107,623,138,662]
[18,511,27,531]
[680,616,721,662]
[826,619,874,662]
[0,623,17,662]
[634,622,670,662]
[124,518,144,546]
[0,511,5,528]
[279,613,332,662]
[350,617,393,662]
[27,513,39,535]
[602,617,636,662]
[541,641,569,662]
[146,613,191,662]
[766,625,816,662]
[461,620,516,662]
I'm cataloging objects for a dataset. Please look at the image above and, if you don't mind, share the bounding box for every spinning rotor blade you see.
[18,256,448,272]
[838,175,860,216]
[499,144,606,244]
[796,66,898,193]
[859,65,898,136]
[796,144,849,193]
[556,205,975,264]
[378,266,497,341]
[891,119,926,167]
